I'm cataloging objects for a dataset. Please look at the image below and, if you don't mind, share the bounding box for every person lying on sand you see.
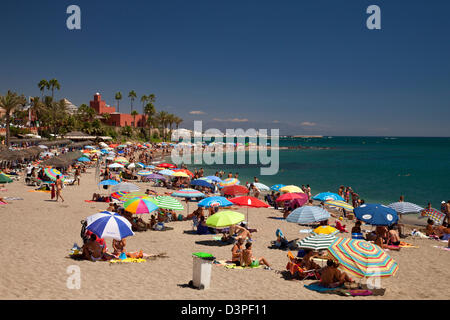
[242,242,271,270]
[229,224,252,241]
[320,259,353,288]
[82,234,103,262]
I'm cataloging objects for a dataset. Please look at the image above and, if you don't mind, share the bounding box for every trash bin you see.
[189,252,215,290]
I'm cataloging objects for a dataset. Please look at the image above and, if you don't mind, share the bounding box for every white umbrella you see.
[111,182,140,193]
[108,163,124,169]
[38,145,48,149]
[127,163,136,169]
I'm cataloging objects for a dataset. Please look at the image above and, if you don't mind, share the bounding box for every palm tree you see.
[48,79,61,100]
[128,90,137,113]
[156,111,169,141]
[29,97,44,127]
[144,102,156,139]
[166,113,175,140]
[140,95,148,114]
[131,110,139,128]
[174,116,183,130]
[0,91,27,147]
[38,79,49,99]
[115,92,122,113]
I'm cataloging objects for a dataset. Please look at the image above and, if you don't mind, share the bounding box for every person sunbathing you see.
[388,225,401,245]
[351,221,362,234]
[82,234,103,262]
[300,249,321,271]
[242,242,271,270]
[231,238,245,266]
[320,259,353,288]
[229,224,252,241]
[112,238,127,256]
[426,219,436,236]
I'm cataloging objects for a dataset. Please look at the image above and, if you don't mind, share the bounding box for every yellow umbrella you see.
[172,171,189,178]
[325,200,354,211]
[280,185,304,193]
[312,225,339,236]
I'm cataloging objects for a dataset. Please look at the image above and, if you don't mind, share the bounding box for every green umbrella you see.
[151,196,184,210]
[206,210,245,228]
[0,173,13,183]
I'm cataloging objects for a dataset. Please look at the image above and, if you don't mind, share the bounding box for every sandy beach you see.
[0,166,449,300]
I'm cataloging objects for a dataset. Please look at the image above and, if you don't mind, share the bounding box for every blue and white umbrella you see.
[387,202,423,214]
[198,196,233,208]
[191,179,214,189]
[354,204,398,226]
[86,211,134,240]
[205,176,222,183]
[313,192,345,202]
[159,169,175,176]
[136,162,146,168]
[98,179,119,186]
[270,184,286,192]
[286,206,331,224]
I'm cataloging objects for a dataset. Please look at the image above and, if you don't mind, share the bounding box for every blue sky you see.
[1,0,449,136]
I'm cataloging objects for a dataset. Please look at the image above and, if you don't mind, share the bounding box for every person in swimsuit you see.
[388,225,401,245]
[231,238,245,266]
[56,175,64,202]
[242,242,271,270]
[112,238,127,256]
[320,259,353,288]
[82,234,103,262]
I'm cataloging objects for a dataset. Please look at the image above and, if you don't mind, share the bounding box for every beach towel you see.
[304,283,344,293]
[299,229,313,234]
[213,260,262,270]
[304,282,385,297]
[109,258,147,264]
[3,197,23,200]
[399,241,418,248]
[0,202,7,205]
[433,246,450,251]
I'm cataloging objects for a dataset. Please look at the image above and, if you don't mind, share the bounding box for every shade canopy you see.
[286,206,330,224]
[205,210,245,228]
[197,196,233,208]
[229,196,269,208]
[111,182,140,193]
[297,234,337,251]
[86,211,134,240]
[313,192,344,201]
[354,204,398,226]
[387,202,424,214]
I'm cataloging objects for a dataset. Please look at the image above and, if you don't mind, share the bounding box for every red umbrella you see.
[222,185,249,196]
[157,163,177,169]
[276,192,306,202]
[173,169,194,177]
[290,196,309,207]
[229,196,269,223]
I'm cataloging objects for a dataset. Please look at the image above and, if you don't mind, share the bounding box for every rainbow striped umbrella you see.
[152,196,184,210]
[44,168,65,182]
[218,178,240,188]
[328,238,399,279]
[325,200,354,211]
[123,197,159,214]
[421,208,445,225]
[111,191,129,200]
[119,192,148,201]
[137,170,153,176]
[171,189,205,198]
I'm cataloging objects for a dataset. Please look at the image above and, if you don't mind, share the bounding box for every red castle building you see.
[90,93,147,127]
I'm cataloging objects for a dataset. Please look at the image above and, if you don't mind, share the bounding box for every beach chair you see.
[286,251,320,280]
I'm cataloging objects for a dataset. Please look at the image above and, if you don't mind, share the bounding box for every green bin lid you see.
[192,252,215,260]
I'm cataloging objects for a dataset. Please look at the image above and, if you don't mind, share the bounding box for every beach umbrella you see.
[218,178,240,188]
[229,196,270,223]
[142,173,166,181]
[313,192,344,201]
[0,173,13,184]
[98,179,119,186]
[108,163,124,169]
[297,234,337,251]
[158,162,177,169]
[222,185,249,196]
[354,204,398,226]
[111,182,140,193]
[420,208,445,225]
[172,189,205,198]
[172,171,190,178]
[252,182,270,191]
[191,179,214,189]
[387,202,424,214]
[280,185,303,193]
[173,169,194,177]
[137,170,153,176]
[312,225,339,236]
[77,157,90,162]
[205,210,245,228]
[41,151,55,157]
[270,184,286,192]
[198,196,233,208]
[84,146,95,150]
[111,191,129,200]
[123,197,159,214]
[276,192,306,202]
[118,192,148,201]
[325,200,354,211]
[44,168,65,182]
[106,156,115,161]
[328,238,399,279]
[38,145,48,149]
[86,211,134,240]
[151,196,184,210]
[127,163,136,169]
[287,206,331,224]
[158,169,175,176]
[145,165,156,170]
[136,162,146,168]
[205,176,222,183]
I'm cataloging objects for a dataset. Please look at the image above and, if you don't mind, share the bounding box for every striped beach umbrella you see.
[111,182,140,193]
[198,196,233,208]
[280,185,303,193]
[124,197,159,214]
[0,173,13,184]
[158,169,175,176]
[313,192,344,201]
[387,202,424,214]
[421,208,445,225]
[312,225,339,236]
[270,184,286,192]
[205,176,222,183]
[287,206,331,224]
[86,211,134,240]
[171,189,205,198]
[328,238,399,279]
[172,171,190,178]
[173,169,194,177]
[297,234,337,251]
[206,210,245,228]
[325,200,354,211]
[111,191,129,200]
[108,163,124,169]
[137,170,153,176]
[152,196,184,210]
[118,192,148,201]
[44,168,65,182]
[354,204,398,226]
[218,178,240,188]
[114,156,129,164]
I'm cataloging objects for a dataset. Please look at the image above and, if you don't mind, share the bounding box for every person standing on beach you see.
[75,167,81,186]
[55,175,64,202]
